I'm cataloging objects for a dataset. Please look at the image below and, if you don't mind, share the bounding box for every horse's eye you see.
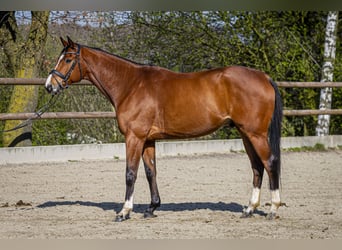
[65,59,72,63]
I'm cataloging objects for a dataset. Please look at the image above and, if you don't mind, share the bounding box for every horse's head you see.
[45,36,83,95]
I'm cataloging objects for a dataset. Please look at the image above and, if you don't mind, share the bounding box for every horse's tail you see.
[268,78,283,180]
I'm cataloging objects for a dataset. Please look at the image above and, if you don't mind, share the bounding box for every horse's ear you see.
[67,36,75,47]
[60,37,68,47]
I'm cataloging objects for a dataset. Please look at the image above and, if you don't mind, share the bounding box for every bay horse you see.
[45,36,283,222]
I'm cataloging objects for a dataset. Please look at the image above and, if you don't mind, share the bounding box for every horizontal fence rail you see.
[0,78,92,86]
[0,112,117,120]
[1,78,342,121]
[1,78,342,88]
[1,110,342,121]
[277,81,342,88]
[283,109,342,116]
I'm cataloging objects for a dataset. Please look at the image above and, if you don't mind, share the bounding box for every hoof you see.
[240,211,254,218]
[266,212,279,220]
[143,210,157,219]
[115,214,130,222]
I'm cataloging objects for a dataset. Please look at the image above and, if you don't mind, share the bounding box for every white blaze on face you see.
[45,74,52,89]
[55,54,65,69]
[45,54,65,90]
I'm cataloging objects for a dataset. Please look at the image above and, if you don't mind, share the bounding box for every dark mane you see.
[82,45,148,66]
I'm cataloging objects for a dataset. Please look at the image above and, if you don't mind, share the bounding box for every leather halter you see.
[49,44,83,89]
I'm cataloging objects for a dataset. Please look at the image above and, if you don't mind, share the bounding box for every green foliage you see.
[285,143,327,152]
[30,86,124,146]
[99,11,339,139]
[330,29,342,135]
[1,11,342,146]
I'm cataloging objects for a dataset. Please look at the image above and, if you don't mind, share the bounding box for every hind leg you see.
[240,134,265,217]
[142,140,161,218]
[264,151,281,219]
[241,132,281,219]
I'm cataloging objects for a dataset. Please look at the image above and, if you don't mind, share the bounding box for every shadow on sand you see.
[37,200,268,217]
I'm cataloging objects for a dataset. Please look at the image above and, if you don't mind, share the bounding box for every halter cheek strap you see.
[49,44,83,89]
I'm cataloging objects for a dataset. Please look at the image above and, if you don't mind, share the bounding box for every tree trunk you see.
[2,11,50,147]
[316,11,339,136]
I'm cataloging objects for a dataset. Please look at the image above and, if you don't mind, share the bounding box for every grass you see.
[284,143,328,152]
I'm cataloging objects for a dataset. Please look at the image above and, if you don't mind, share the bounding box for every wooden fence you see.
[1,78,342,121]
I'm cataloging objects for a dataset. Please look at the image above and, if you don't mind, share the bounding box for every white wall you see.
[0,135,341,164]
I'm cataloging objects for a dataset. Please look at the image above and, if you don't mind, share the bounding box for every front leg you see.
[115,134,145,222]
[241,187,261,218]
[142,140,161,218]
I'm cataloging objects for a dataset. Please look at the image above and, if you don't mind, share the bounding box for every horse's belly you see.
[147,115,231,140]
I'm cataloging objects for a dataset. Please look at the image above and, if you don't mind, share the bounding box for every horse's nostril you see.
[45,84,53,93]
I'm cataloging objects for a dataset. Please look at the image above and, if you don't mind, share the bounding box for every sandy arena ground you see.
[0,150,341,239]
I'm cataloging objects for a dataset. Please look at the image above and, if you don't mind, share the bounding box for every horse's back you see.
[144,65,275,139]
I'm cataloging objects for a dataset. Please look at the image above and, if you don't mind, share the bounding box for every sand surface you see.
[0,150,341,239]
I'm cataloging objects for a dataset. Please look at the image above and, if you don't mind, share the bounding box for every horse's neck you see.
[82,47,140,109]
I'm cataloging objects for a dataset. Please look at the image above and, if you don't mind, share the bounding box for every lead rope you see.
[1,93,61,133]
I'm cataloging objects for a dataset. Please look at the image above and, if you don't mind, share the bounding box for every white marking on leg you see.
[250,187,261,207]
[244,187,260,214]
[123,194,134,210]
[270,189,281,213]
[118,194,134,220]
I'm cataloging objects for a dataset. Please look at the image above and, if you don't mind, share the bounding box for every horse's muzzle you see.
[45,75,61,95]
[45,83,60,95]
[45,83,53,93]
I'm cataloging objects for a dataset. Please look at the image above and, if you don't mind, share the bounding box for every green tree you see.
[316,11,339,136]
[101,11,332,138]
[1,11,50,147]
[2,11,339,146]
